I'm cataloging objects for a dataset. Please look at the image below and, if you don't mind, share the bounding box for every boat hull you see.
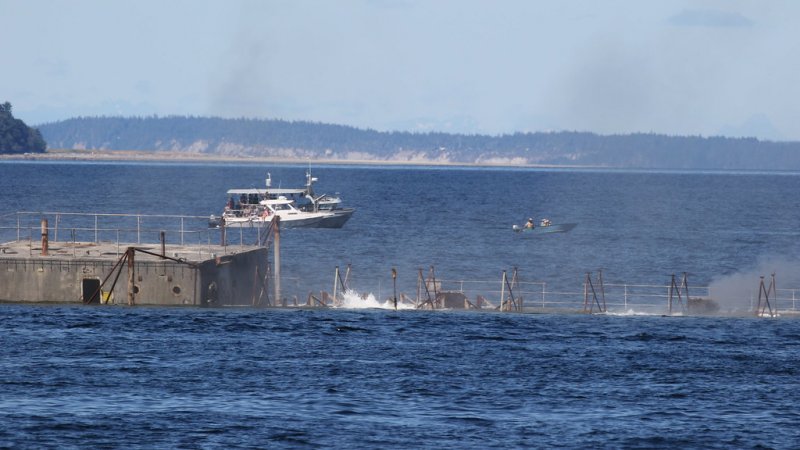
[313,208,354,228]
[514,223,577,234]
[209,209,354,229]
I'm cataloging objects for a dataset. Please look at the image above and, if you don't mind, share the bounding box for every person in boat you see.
[525,218,535,229]
[540,218,551,227]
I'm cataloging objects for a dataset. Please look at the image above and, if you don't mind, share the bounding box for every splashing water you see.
[334,290,416,310]
[606,309,664,317]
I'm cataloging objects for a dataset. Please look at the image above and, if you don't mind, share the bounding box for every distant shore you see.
[0,149,587,169]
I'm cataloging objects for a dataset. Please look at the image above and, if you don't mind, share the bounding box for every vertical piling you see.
[220,216,226,246]
[668,274,675,314]
[127,247,136,306]
[344,264,352,291]
[756,274,776,317]
[597,269,606,312]
[273,216,281,306]
[333,266,340,302]
[430,266,439,308]
[583,273,590,312]
[416,268,436,310]
[500,270,507,311]
[417,268,425,308]
[668,273,687,315]
[583,272,605,313]
[160,231,166,257]
[40,218,48,256]
[392,267,397,311]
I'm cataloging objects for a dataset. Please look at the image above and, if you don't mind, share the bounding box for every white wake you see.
[334,289,416,310]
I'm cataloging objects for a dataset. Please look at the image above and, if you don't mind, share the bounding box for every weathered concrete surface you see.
[0,241,269,307]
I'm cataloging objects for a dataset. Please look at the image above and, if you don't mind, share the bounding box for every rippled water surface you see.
[1,161,800,448]
[2,305,799,448]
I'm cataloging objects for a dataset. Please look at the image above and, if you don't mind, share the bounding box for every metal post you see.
[392,268,397,311]
[583,273,589,312]
[40,218,48,256]
[542,282,546,309]
[598,269,606,312]
[127,247,136,306]
[344,264,352,291]
[95,214,98,243]
[500,270,507,312]
[273,216,281,306]
[682,273,690,301]
[624,284,628,310]
[160,231,166,257]
[333,266,339,302]
[513,267,522,311]
[773,274,778,313]
[416,270,422,307]
[137,216,141,244]
[668,274,675,315]
[220,216,226,247]
[181,217,185,245]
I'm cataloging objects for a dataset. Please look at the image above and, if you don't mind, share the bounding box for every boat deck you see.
[0,239,258,263]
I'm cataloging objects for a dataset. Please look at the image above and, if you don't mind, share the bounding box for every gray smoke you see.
[708,256,800,313]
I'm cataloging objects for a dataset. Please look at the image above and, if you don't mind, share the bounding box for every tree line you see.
[0,102,47,154]
[36,115,800,170]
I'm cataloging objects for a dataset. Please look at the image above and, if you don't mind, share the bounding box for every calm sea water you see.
[1,161,800,448]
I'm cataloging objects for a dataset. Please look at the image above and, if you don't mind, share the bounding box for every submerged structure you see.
[0,212,278,307]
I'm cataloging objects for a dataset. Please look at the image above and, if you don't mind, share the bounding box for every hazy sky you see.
[3,0,798,140]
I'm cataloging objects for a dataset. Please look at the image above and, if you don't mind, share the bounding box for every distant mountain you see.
[37,116,800,170]
[0,102,47,154]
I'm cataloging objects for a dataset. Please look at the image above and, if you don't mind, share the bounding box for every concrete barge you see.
[0,212,277,307]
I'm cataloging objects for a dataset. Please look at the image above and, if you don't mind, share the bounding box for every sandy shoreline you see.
[0,149,587,169]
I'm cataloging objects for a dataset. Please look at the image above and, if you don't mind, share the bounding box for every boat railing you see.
[0,211,269,256]
[428,276,800,315]
[773,288,800,315]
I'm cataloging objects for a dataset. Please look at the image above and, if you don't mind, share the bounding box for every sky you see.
[2,0,799,140]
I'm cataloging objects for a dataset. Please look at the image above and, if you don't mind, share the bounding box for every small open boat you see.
[512,223,577,234]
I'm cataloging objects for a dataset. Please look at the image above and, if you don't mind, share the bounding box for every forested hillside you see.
[0,102,46,154]
[37,116,800,170]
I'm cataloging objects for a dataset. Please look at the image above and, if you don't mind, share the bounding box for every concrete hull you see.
[0,243,269,307]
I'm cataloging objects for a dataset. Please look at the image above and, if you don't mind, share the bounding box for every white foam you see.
[334,289,416,310]
[606,308,664,317]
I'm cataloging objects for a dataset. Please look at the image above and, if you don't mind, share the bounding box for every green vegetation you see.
[0,102,47,154]
[37,115,800,170]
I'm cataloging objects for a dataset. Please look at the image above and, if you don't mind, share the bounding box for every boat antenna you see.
[305,165,317,198]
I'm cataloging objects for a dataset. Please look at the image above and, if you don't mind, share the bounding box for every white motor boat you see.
[209,170,354,229]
